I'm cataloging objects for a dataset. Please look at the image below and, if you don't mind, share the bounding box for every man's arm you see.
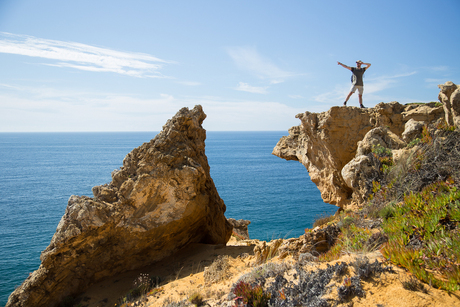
[363,62,371,71]
[337,61,351,71]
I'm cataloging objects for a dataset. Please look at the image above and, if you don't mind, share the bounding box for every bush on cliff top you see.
[381,181,460,291]
[371,127,460,291]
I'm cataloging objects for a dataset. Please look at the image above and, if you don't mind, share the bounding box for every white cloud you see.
[235,82,268,94]
[227,46,296,83]
[0,32,173,77]
[288,95,304,99]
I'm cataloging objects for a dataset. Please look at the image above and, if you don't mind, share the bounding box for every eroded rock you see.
[273,101,444,208]
[6,105,232,307]
[227,218,251,240]
[439,81,460,127]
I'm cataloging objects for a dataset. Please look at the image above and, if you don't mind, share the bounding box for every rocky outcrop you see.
[278,224,341,258]
[6,105,232,307]
[273,100,445,208]
[227,218,251,240]
[438,81,460,127]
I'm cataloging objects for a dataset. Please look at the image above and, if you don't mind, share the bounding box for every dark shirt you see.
[351,67,365,86]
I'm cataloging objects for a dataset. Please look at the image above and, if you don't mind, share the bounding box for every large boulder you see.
[343,127,406,204]
[273,101,444,208]
[6,105,233,307]
[402,118,425,143]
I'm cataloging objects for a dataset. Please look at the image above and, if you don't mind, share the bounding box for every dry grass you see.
[203,255,230,284]
[312,213,336,228]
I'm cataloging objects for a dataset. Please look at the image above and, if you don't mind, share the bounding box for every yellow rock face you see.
[6,105,232,307]
[273,101,445,208]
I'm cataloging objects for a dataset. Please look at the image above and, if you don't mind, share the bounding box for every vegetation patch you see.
[233,281,271,307]
[312,212,336,228]
[401,275,429,294]
[381,181,460,291]
[319,223,374,262]
[188,291,205,306]
[371,143,393,173]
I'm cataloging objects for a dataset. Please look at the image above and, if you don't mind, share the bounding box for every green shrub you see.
[407,138,421,148]
[378,203,396,220]
[381,181,460,291]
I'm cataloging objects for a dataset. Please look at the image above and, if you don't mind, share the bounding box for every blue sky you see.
[0,0,459,132]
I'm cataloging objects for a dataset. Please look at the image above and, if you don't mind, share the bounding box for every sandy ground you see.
[75,239,255,306]
[75,237,460,307]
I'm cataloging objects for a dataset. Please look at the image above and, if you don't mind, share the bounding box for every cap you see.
[356,60,363,64]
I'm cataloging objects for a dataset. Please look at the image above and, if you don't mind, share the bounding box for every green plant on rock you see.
[420,125,433,144]
[407,138,421,148]
[436,120,456,132]
[372,143,393,173]
[372,143,392,157]
[381,181,460,291]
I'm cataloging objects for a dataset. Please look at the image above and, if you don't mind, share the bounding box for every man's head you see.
[356,60,363,67]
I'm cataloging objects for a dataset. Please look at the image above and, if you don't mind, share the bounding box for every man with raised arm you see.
[338,60,371,108]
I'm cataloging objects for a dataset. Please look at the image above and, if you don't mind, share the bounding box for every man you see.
[338,60,371,108]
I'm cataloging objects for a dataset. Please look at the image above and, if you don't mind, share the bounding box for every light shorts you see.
[350,85,364,95]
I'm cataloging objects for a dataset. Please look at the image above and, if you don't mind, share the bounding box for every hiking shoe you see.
[360,104,365,108]
[343,101,347,106]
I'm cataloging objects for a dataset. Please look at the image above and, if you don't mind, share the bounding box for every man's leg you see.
[359,95,365,108]
[358,87,365,108]
[344,92,354,106]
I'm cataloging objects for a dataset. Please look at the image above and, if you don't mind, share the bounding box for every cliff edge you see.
[6,105,232,307]
[273,82,460,208]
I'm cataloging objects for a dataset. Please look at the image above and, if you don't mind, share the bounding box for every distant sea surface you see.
[0,131,337,305]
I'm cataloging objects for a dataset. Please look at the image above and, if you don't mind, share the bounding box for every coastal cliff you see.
[6,105,232,307]
[7,82,460,307]
[272,100,446,208]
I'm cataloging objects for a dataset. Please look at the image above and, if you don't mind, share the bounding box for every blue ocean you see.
[0,131,337,305]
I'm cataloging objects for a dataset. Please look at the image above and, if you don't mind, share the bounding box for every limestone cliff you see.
[6,105,232,307]
[272,86,456,208]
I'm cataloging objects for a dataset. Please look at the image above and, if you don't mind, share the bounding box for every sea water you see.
[0,131,337,305]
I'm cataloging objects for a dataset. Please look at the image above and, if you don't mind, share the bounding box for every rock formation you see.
[6,105,233,307]
[273,97,449,208]
[227,218,251,240]
[438,81,460,127]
